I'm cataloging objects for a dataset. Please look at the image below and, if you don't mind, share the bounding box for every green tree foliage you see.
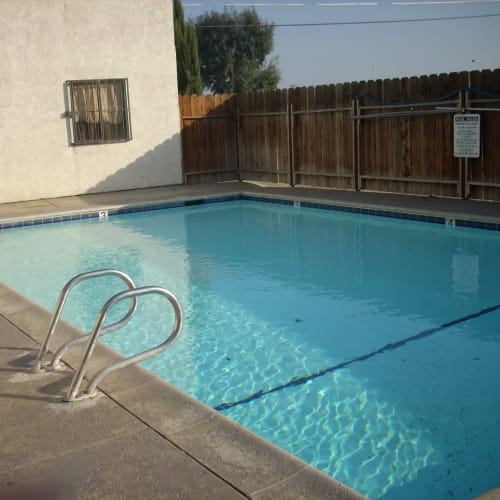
[195,8,281,94]
[174,0,202,95]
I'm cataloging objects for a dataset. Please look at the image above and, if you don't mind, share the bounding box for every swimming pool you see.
[0,197,499,499]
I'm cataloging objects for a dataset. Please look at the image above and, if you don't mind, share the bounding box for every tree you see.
[174,0,202,95]
[195,8,281,94]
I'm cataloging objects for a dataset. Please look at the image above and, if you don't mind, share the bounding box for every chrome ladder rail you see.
[64,286,183,402]
[33,269,137,372]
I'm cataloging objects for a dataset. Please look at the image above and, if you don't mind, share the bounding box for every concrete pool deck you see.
[1,181,499,499]
[1,181,500,225]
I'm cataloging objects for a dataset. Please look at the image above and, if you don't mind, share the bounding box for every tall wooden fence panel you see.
[290,83,355,190]
[356,72,467,197]
[238,89,290,184]
[467,70,500,200]
[178,69,500,201]
[179,94,238,184]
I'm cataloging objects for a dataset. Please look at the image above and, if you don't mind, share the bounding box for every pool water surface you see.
[0,200,499,499]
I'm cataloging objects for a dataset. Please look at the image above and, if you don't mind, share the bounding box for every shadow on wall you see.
[85,133,182,195]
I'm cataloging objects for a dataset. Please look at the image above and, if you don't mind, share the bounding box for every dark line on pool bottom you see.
[214,303,500,412]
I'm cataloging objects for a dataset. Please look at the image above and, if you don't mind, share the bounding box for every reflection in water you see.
[452,251,479,296]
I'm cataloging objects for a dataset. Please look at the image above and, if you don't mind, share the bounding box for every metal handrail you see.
[351,108,457,120]
[64,286,183,402]
[33,269,137,372]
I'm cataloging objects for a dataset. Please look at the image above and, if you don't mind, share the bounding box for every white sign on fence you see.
[454,114,480,158]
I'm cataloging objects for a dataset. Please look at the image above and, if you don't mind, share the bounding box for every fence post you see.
[351,98,359,191]
[457,89,466,199]
[235,105,241,182]
[464,87,470,198]
[178,95,187,185]
[287,102,295,187]
[354,97,361,191]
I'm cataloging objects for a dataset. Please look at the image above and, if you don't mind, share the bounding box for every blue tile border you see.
[241,194,500,230]
[0,195,240,231]
[0,193,499,232]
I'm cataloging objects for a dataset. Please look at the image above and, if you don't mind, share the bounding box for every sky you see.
[182,0,500,88]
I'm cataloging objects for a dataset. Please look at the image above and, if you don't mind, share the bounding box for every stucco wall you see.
[0,0,182,203]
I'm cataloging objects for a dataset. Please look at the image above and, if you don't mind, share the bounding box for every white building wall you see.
[0,0,182,203]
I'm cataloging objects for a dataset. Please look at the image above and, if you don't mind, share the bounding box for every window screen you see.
[67,79,131,145]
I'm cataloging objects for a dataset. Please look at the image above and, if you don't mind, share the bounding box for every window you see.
[66,79,131,145]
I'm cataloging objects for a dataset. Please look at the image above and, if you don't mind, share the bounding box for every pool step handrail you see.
[63,286,183,402]
[33,269,138,373]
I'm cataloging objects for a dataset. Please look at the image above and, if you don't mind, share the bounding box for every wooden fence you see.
[178,69,500,201]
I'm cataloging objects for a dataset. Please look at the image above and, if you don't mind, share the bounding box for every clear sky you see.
[182,0,500,88]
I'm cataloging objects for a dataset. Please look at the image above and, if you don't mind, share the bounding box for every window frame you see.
[66,78,132,146]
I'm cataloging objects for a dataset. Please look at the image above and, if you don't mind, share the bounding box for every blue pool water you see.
[1,200,499,499]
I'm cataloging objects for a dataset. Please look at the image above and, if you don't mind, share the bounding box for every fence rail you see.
[178,69,500,201]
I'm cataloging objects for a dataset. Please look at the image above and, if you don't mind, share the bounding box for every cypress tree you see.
[174,0,202,95]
